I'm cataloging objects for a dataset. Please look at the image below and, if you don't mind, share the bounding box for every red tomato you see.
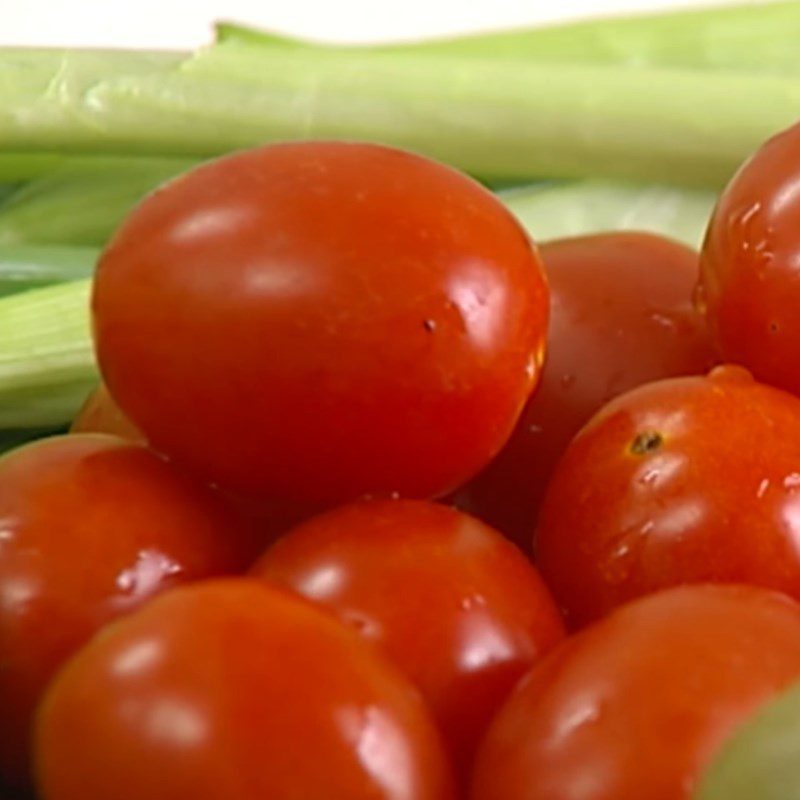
[93,141,548,506]
[71,384,145,443]
[70,385,315,543]
[535,365,800,628]
[0,435,257,790]
[454,232,715,548]
[35,579,456,800]
[699,120,800,396]
[251,499,564,780]
[471,585,800,800]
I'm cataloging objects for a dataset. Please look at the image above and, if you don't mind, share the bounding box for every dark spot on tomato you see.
[630,431,663,455]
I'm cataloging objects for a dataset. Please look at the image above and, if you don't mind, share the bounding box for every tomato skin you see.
[93,141,548,506]
[35,579,456,800]
[471,585,800,800]
[0,435,257,791]
[535,365,800,628]
[454,232,714,548]
[250,499,564,779]
[70,385,316,542]
[70,384,145,442]
[699,120,800,396]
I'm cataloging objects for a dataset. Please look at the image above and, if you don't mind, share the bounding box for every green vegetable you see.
[22,46,776,187]
[502,179,716,248]
[0,156,195,246]
[0,42,797,186]
[695,680,800,800]
[0,278,93,428]
[0,178,716,429]
[0,48,182,154]
[0,244,97,295]
[217,1,800,74]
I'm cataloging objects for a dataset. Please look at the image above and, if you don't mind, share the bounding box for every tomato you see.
[250,499,564,780]
[535,365,800,628]
[71,384,145,442]
[699,120,800,396]
[0,435,257,791]
[454,232,714,549]
[470,584,800,800]
[70,385,315,544]
[35,579,456,800]
[93,141,548,506]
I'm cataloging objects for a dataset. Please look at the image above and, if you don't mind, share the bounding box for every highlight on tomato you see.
[535,365,800,628]
[93,141,549,507]
[251,498,565,780]
[0,434,257,791]
[454,231,714,549]
[35,579,456,800]
[471,585,800,800]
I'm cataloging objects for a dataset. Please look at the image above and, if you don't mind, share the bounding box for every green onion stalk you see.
[217,0,800,75]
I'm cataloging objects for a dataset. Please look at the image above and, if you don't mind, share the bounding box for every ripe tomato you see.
[93,141,548,506]
[454,232,714,549]
[0,435,257,791]
[699,120,800,396]
[535,365,800,628]
[471,585,800,800]
[70,385,315,543]
[71,384,144,442]
[35,579,456,800]
[251,499,564,780]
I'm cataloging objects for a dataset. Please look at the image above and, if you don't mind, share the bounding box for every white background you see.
[0,0,761,49]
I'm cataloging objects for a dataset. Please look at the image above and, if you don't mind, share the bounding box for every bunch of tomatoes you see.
[3,123,800,800]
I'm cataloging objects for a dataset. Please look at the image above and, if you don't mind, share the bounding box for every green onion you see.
[0,48,182,154]
[0,46,796,186]
[0,156,195,246]
[0,152,65,181]
[0,178,716,429]
[217,1,800,74]
[695,681,800,800]
[502,179,716,248]
[0,244,97,295]
[0,279,94,428]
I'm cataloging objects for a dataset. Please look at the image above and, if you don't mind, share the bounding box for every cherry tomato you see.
[535,365,800,628]
[71,384,145,442]
[471,584,800,800]
[251,499,564,780]
[699,120,800,396]
[454,232,715,548]
[70,385,316,544]
[0,435,257,791]
[35,579,456,800]
[93,141,548,506]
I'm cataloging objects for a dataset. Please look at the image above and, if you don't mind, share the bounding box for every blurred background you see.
[0,0,763,48]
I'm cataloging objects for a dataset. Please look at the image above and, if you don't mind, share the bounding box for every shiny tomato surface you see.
[251,499,564,779]
[35,580,456,800]
[70,384,144,442]
[536,365,800,628]
[455,232,714,548]
[471,585,800,800]
[0,435,256,790]
[699,120,800,395]
[93,141,548,506]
